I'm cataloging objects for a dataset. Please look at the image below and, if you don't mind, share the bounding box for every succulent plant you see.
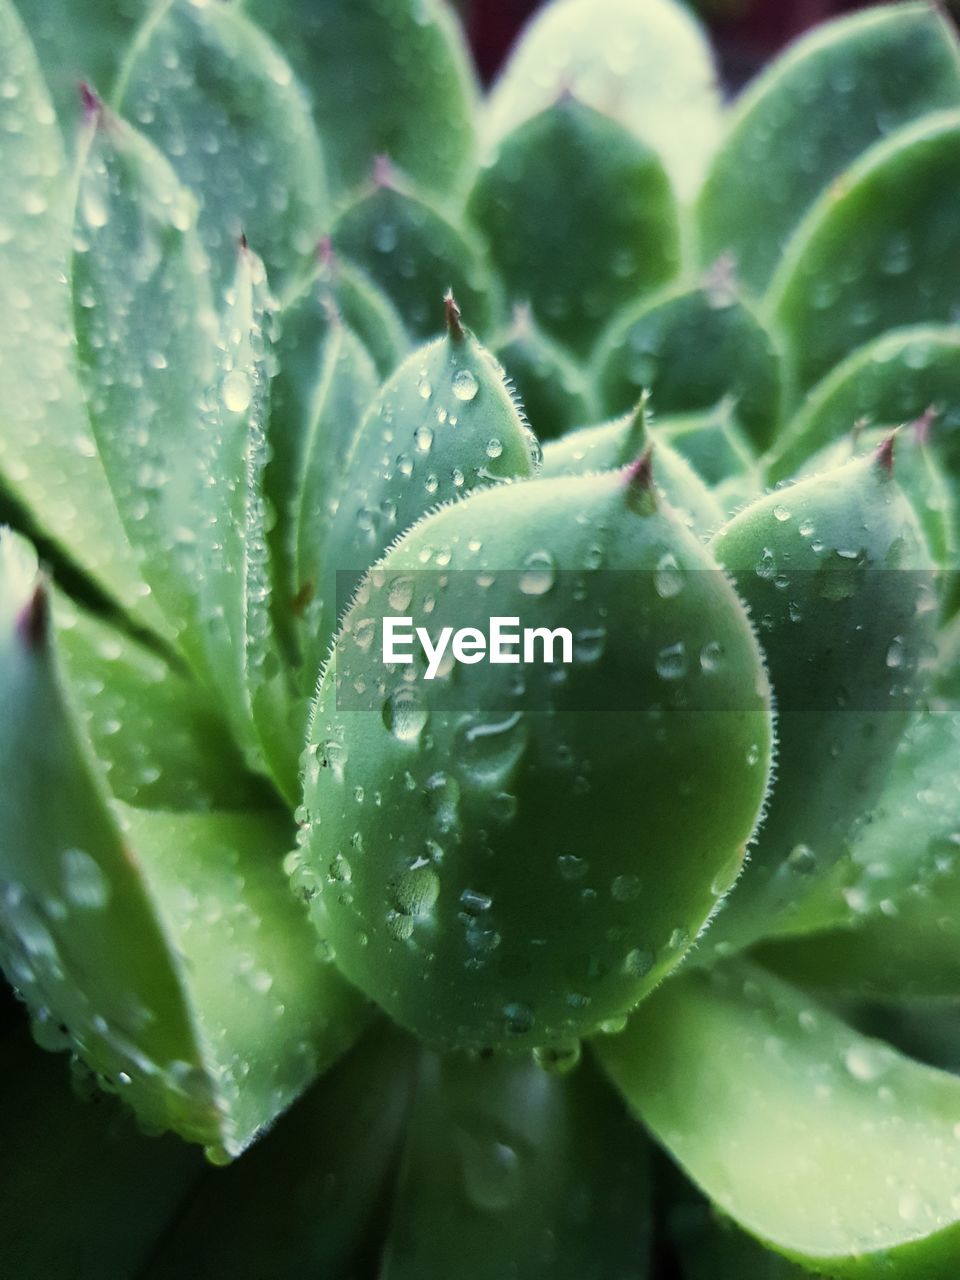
[2,0,960,1275]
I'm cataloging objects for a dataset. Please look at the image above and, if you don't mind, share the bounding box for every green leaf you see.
[794,423,958,592]
[670,1180,820,1280]
[115,0,328,299]
[0,531,368,1157]
[297,469,773,1049]
[381,1051,652,1279]
[469,96,680,359]
[493,305,595,443]
[298,307,540,690]
[242,0,479,205]
[143,1023,416,1280]
[597,960,960,1279]
[766,325,960,483]
[0,1029,201,1280]
[14,0,146,138]
[332,171,499,341]
[696,3,960,295]
[268,301,379,664]
[485,0,721,201]
[54,589,268,813]
[756,695,960,1000]
[540,401,725,538]
[593,281,784,452]
[73,114,298,796]
[306,243,411,380]
[769,110,960,399]
[72,97,218,646]
[291,321,379,659]
[656,401,763,491]
[0,1,158,629]
[700,451,938,960]
[191,245,303,799]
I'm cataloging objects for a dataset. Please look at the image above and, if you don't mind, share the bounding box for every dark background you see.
[463,0,959,92]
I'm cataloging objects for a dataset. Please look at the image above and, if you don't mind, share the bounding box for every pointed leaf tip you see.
[79,81,101,124]
[912,404,940,446]
[444,290,465,341]
[627,444,656,495]
[16,582,49,651]
[238,231,249,252]
[373,154,394,188]
[876,430,897,475]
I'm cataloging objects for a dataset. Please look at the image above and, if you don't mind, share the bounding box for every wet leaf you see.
[381,1051,652,1279]
[593,282,783,452]
[702,451,938,959]
[485,0,721,201]
[243,0,479,204]
[0,531,368,1157]
[469,96,680,358]
[493,305,595,444]
[332,172,499,341]
[598,960,960,1279]
[299,309,539,684]
[143,1023,415,1280]
[770,111,960,399]
[115,0,328,299]
[0,2,158,629]
[697,3,960,294]
[541,401,724,538]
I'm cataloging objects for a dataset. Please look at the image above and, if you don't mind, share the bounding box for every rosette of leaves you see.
[1,0,960,1275]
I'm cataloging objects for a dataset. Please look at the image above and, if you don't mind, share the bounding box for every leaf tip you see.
[911,404,940,446]
[625,445,657,513]
[875,430,898,476]
[79,81,101,125]
[444,290,465,342]
[373,154,395,189]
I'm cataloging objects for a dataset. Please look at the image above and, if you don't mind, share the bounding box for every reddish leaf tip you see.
[627,444,656,494]
[373,154,395,188]
[79,81,101,124]
[444,290,465,341]
[911,404,940,446]
[16,583,49,651]
[875,431,897,475]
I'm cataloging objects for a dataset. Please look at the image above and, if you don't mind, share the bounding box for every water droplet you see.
[533,1041,581,1074]
[61,848,110,909]
[622,948,654,978]
[390,865,440,921]
[452,368,479,401]
[611,874,641,902]
[755,548,776,580]
[456,712,527,781]
[382,688,429,743]
[519,550,556,596]
[656,642,686,680]
[457,1127,522,1212]
[787,844,816,875]
[223,369,252,413]
[503,1001,534,1035]
[655,552,683,599]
